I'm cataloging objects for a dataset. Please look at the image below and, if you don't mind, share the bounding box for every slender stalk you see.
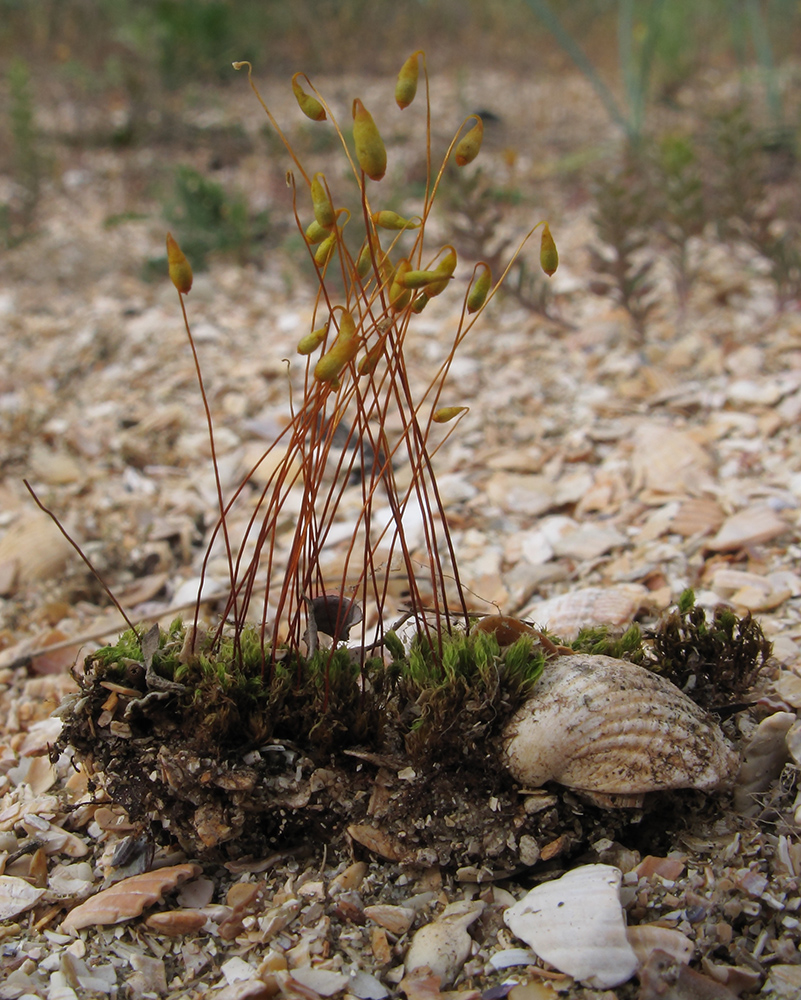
[24,481,137,636]
[178,293,239,658]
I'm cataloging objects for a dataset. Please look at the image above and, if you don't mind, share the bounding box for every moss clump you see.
[647,588,771,709]
[59,621,550,860]
[399,629,545,764]
[569,622,647,663]
[72,621,547,765]
[555,590,770,710]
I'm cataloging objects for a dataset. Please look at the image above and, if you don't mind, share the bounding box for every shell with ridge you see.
[502,654,739,795]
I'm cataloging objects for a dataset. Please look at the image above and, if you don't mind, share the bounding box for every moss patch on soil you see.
[58,596,770,865]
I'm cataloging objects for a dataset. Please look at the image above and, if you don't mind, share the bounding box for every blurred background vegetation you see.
[1,0,800,321]
[1,0,799,89]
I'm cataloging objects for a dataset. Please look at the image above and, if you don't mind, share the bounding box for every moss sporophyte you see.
[162,55,558,694]
[48,56,563,796]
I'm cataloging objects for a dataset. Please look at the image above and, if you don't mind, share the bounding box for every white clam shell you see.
[502,654,738,794]
[504,863,638,989]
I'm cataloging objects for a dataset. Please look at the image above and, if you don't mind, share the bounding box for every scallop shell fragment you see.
[522,585,648,640]
[502,654,738,795]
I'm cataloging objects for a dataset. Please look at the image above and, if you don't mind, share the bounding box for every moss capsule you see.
[314,312,359,382]
[389,258,412,311]
[371,210,420,231]
[311,173,336,230]
[356,242,374,279]
[292,73,326,122]
[305,219,330,246]
[297,325,328,355]
[423,247,457,297]
[314,231,337,267]
[467,263,492,313]
[455,116,483,167]
[432,406,468,423]
[166,232,193,294]
[352,99,387,181]
[540,222,559,277]
[400,268,441,289]
[395,53,420,110]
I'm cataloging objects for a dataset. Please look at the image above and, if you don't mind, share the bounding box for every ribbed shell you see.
[502,654,739,794]
[524,585,647,640]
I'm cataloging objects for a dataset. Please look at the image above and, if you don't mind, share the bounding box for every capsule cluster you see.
[165,53,560,659]
[286,52,559,405]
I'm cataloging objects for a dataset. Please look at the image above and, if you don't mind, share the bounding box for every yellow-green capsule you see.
[400,268,441,289]
[352,98,387,181]
[314,347,346,383]
[455,116,483,167]
[411,293,429,314]
[467,263,492,313]
[358,342,383,376]
[166,232,193,294]
[297,325,328,355]
[389,258,412,311]
[337,310,357,343]
[433,406,468,423]
[314,311,359,382]
[371,210,420,231]
[423,247,457,296]
[540,223,558,277]
[356,242,374,279]
[314,231,337,267]
[291,73,326,122]
[435,247,457,278]
[305,219,330,245]
[311,173,336,230]
[395,53,420,110]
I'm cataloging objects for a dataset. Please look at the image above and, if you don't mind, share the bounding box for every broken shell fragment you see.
[0,875,46,921]
[733,711,795,815]
[504,864,638,989]
[626,924,694,967]
[405,900,485,986]
[502,654,738,796]
[706,504,788,552]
